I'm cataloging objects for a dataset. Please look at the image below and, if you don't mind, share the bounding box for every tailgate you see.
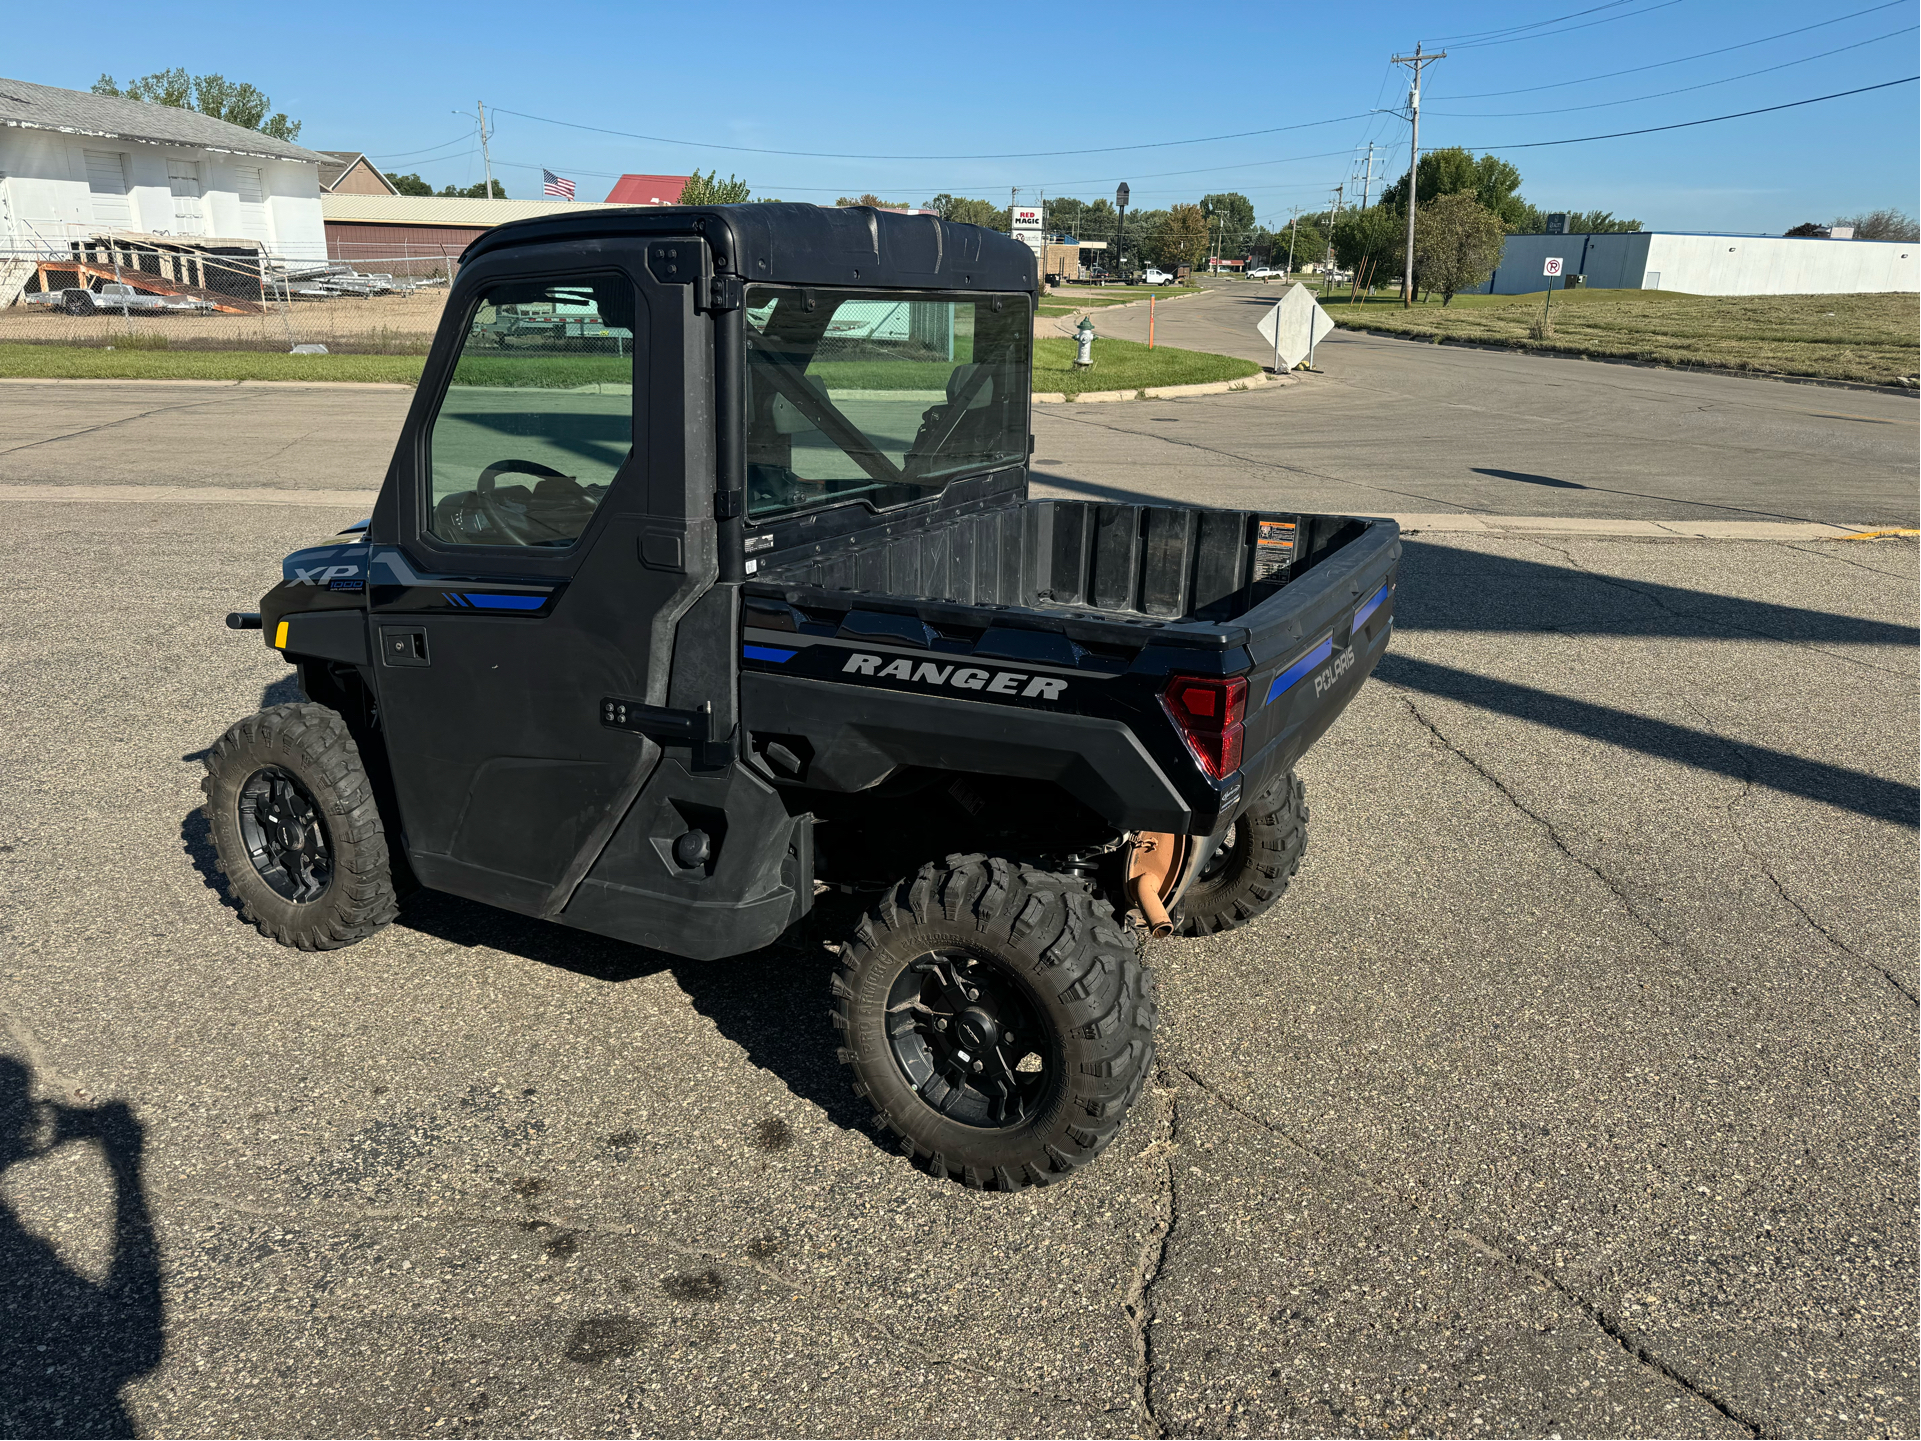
[1232,516,1401,795]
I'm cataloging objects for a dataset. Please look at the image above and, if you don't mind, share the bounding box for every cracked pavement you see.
[0,371,1916,1437]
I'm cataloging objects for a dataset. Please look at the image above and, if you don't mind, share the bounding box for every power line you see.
[367,132,476,161]
[485,106,1378,163]
[1462,74,1918,150]
[1423,0,1641,46]
[1428,25,1917,117]
[1441,0,1687,51]
[1439,1,1905,98]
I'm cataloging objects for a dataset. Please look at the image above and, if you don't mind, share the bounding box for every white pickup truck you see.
[27,283,214,316]
[1138,267,1176,286]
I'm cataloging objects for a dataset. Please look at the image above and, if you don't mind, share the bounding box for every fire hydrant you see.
[1073,316,1096,370]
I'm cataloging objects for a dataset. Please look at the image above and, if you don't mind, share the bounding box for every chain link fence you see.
[0,234,457,353]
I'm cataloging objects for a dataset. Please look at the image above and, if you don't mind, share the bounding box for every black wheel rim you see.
[1198,820,1241,884]
[236,766,333,902]
[885,951,1057,1130]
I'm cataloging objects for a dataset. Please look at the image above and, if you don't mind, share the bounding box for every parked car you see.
[207,206,1399,1192]
[27,283,212,316]
[1139,267,1175,286]
[1247,266,1284,281]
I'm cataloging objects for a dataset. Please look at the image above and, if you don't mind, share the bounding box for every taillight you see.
[1162,674,1246,780]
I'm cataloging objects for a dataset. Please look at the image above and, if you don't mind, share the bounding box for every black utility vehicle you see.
[207,205,1399,1190]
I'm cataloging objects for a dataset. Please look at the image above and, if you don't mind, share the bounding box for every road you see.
[0,365,1915,1438]
[1043,286,1918,526]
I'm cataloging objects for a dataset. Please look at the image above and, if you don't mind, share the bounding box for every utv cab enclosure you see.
[208,204,1400,1190]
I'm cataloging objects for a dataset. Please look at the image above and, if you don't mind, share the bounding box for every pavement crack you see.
[1777,541,1917,581]
[0,394,245,460]
[1681,700,1919,1006]
[1122,1068,1179,1439]
[1397,694,1674,947]
[1169,1064,1765,1439]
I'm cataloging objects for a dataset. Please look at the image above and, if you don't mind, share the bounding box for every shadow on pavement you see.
[1380,653,1919,828]
[390,890,876,1138]
[0,1057,164,1438]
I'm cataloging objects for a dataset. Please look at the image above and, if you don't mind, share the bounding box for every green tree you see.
[1413,192,1506,305]
[93,69,300,141]
[922,194,1007,228]
[1201,192,1255,239]
[680,170,751,204]
[1153,203,1210,269]
[1331,206,1404,285]
[437,180,506,198]
[385,172,434,196]
[1509,205,1640,234]
[1380,148,1526,227]
[837,192,908,209]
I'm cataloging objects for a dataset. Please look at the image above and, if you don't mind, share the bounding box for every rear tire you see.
[832,855,1155,1190]
[1174,771,1308,936]
[201,702,399,951]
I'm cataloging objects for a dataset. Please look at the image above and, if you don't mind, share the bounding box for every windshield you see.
[744,286,1029,519]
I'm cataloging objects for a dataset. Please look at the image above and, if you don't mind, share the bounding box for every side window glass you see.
[427,274,635,547]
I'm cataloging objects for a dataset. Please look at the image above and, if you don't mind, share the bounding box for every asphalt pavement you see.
[0,360,1916,1438]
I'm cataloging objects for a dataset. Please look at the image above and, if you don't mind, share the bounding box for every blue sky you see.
[54,0,1921,233]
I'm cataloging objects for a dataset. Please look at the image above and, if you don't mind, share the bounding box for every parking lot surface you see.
[0,373,1915,1438]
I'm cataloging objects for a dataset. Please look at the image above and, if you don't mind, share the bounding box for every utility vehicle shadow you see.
[393,891,876,1137]
[0,1055,164,1437]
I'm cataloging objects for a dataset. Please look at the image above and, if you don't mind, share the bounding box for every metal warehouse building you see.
[1478,231,1919,296]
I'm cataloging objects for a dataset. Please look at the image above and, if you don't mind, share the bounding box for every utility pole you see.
[1357,141,1378,210]
[1285,206,1301,274]
[1390,43,1443,307]
[476,101,495,199]
[1326,182,1345,289]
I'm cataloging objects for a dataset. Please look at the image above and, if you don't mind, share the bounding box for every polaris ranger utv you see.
[206,204,1400,1191]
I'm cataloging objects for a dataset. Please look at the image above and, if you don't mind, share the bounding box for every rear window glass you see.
[744,287,1029,519]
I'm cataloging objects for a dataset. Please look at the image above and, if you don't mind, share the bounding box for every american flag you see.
[542,169,575,201]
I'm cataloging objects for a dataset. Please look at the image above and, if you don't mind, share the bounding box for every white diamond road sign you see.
[1256,284,1335,370]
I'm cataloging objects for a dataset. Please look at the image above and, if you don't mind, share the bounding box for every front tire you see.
[832,856,1155,1190]
[201,702,399,950]
[1174,771,1308,936]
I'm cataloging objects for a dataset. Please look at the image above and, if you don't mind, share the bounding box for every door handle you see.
[379,626,430,667]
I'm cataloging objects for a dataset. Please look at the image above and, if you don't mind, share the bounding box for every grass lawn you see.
[0,331,1266,400]
[1320,288,1920,386]
[1033,335,1260,396]
[0,344,425,384]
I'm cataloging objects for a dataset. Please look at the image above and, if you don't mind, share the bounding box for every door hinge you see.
[699,275,743,312]
[714,488,743,521]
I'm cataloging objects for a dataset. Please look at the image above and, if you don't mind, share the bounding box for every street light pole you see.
[1115,183,1129,283]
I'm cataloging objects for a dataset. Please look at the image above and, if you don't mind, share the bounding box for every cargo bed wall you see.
[758,500,1360,622]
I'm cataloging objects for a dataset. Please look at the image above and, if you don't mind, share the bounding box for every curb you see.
[1377,513,1901,541]
[1034,372,1276,404]
[1328,323,1921,397]
[0,375,417,390]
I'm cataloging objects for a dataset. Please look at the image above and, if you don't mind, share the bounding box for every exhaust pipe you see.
[1126,831,1184,939]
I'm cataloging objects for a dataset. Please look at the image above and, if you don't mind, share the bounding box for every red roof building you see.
[605,174,689,205]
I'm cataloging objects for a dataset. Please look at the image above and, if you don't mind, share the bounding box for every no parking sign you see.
[1543,256,1564,278]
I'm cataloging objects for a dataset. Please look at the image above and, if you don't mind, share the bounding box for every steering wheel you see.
[474,459,574,545]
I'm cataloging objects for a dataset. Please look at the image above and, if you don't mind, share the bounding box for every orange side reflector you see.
[273,621,289,649]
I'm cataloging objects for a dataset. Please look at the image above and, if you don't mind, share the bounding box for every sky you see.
[49,0,1921,234]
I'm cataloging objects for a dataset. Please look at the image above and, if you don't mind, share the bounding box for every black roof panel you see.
[461,202,1037,293]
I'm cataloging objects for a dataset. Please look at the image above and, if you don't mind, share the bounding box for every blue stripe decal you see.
[461,593,546,611]
[1264,636,1334,706]
[1353,584,1389,632]
[743,644,798,663]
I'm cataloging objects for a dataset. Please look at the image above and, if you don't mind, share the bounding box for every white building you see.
[0,75,328,270]
[1477,231,1919,296]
